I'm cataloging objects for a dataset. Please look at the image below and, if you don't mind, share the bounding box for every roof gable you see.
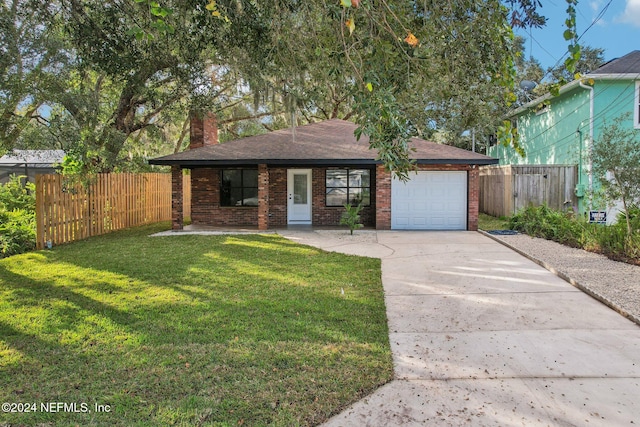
[149,119,496,166]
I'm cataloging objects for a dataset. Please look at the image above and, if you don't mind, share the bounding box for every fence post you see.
[35,175,44,250]
[34,172,175,248]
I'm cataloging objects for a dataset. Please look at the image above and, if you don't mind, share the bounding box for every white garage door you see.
[391,171,467,230]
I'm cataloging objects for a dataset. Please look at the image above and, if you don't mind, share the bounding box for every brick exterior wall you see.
[312,168,375,227]
[188,164,480,230]
[190,168,258,226]
[257,164,269,230]
[375,165,391,230]
[171,165,184,230]
[467,167,479,231]
[268,168,287,227]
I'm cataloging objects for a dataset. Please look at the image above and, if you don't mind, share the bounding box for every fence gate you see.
[479,165,578,217]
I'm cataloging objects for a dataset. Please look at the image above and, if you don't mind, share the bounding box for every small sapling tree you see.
[591,115,640,236]
[340,203,364,235]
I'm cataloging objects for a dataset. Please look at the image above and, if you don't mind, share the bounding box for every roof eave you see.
[148,158,498,167]
[586,73,640,79]
[507,79,584,118]
[508,72,640,119]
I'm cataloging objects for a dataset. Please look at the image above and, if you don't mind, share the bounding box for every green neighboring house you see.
[488,50,640,221]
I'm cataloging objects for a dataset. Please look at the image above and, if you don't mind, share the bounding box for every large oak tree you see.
[1,0,571,175]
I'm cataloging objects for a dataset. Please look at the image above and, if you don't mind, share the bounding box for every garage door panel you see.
[395,201,411,211]
[391,171,467,230]
[395,217,410,226]
[413,201,428,211]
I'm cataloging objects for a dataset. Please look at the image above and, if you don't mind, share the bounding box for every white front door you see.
[287,169,312,224]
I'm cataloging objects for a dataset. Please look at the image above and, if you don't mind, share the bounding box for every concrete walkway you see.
[277,230,640,426]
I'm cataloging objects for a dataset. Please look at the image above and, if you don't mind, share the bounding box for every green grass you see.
[477,213,510,231]
[0,223,393,426]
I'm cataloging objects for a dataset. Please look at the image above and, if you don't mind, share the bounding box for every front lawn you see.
[0,223,393,426]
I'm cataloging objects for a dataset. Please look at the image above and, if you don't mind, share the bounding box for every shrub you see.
[509,204,639,264]
[0,209,36,257]
[509,205,584,247]
[0,175,36,258]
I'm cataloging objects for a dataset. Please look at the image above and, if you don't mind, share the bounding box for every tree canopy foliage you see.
[591,114,640,236]
[0,0,583,177]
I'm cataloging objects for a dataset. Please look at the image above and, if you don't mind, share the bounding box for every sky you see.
[515,0,640,71]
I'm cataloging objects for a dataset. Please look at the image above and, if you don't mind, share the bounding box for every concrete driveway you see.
[278,230,640,426]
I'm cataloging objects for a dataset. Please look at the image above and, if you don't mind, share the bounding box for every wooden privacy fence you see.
[479,165,578,218]
[36,173,191,249]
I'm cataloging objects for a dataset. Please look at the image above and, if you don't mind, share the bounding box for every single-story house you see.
[0,150,65,184]
[149,116,498,231]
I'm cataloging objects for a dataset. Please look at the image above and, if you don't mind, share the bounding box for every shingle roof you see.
[590,50,640,75]
[149,119,497,166]
[0,150,65,166]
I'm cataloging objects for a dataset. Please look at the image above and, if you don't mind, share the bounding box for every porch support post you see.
[258,163,269,230]
[375,164,391,230]
[171,165,184,230]
[467,166,479,231]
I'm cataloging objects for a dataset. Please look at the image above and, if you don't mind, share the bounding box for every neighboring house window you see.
[326,168,371,207]
[220,169,258,206]
[635,81,640,129]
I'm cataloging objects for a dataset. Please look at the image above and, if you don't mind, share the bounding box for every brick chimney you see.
[189,112,219,149]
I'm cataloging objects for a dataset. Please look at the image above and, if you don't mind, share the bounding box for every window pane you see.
[243,169,258,186]
[222,169,242,187]
[326,169,348,187]
[326,187,348,206]
[221,187,232,206]
[354,188,371,206]
[230,188,243,206]
[348,188,366,205]
[349,169,370,187]
[241,187,258,206]
[293,173,308,204]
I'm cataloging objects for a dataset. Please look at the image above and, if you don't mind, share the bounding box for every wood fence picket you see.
[35,173,191,249]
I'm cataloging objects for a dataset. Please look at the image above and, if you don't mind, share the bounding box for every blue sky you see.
[514,0,640,70]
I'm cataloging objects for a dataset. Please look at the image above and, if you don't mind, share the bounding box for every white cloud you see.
[617,0,640,27]
[589,0,603,13]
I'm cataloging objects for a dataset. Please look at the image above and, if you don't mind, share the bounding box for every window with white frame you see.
[635,81,640,129]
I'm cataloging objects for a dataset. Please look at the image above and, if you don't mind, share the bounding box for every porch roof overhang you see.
[149,119,498,168]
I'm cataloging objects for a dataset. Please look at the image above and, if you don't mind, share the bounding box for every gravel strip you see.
[482,231,640,325]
